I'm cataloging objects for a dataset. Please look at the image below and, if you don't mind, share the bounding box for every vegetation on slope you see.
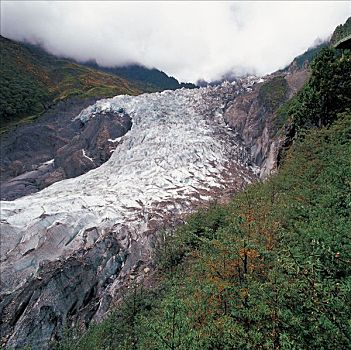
[84,62,197,92]
[281,42,327,72]
[274,46,350,135]
[330,17,351,47]
[56,45,351,349]
[0,36,141,131]
[258,76,289,113]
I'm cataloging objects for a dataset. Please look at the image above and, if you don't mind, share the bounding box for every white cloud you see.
[1,1,350,82]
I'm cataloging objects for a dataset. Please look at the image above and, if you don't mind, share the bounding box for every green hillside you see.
[83,62,197,92]
[0,36,142,131]
[56,47,351,349]
[283,42,327,72]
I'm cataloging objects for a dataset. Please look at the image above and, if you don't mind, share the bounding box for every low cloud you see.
[1,1,349,82]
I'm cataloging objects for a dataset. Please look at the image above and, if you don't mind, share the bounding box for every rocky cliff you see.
[224,69,309,178]
[0,97,133,201]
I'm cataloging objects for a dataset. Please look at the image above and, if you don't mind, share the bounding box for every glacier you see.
[0,82,261,349]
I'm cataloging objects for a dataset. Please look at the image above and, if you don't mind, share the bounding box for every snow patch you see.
[108,137,123,143]
[43,159,55,165]
[82,149,94,162]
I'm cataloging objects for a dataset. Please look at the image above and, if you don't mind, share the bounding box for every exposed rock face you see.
[1,98,92,182]
[55,110,132,179]
[1,236,122,349]
[0,99,132,201]
[224,69,309,178]
[224,86,278,178]
[0,73,307,349]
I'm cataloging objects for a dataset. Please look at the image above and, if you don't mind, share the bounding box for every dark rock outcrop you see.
[0,98,132,200]
[224,69,309,178]
[55,111,131,179]
[1,235,123,349]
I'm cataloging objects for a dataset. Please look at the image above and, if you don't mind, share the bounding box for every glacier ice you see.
[0,84,258,293]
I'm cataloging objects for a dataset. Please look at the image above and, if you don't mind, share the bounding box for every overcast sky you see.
[1,1,350,82]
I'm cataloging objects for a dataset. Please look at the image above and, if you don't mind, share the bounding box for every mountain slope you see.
[0,46,315,350]
[56,46,351,350]
[1,18,349,350]
[83,62,197,92]
[331,16,351,47]
[282,42,327,72]
[0,36,141,131]
[0,81,261,350]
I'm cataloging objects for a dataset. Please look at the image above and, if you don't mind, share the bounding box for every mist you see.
[1,1,349,82]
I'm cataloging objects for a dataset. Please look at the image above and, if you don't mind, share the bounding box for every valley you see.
[0,79,263,349]
[0,11,350,350]
[0,57,314,349]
